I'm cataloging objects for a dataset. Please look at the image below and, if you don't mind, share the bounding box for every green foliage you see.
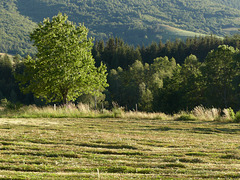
[138,83,153,112]
[0,98,8,107]
[234,111,240,123]
[227,107,235,120]
[0,98,22,110]
[0,54,25,104]
[108,56,177,112]
[16,13,108,104]
[112,107,124,118]
[175,114,196,121]
[202,45,239,108]
[1,33,239,113]
[1,0,240,54]
[179,55,203,110]
[106,41,240,113]
[0,0,37,55]
[94,35,240,71]
[94,37,142,70]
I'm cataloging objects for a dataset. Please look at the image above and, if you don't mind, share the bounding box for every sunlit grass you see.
[0,104,172,120]
[1,104,236,122]
[0,116,239,179]
[0,104,111,118]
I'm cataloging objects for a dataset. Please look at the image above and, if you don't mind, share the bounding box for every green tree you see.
[180,54,203,110]
[158,65,182,113]
[17,13,108,104]
[138,82,153,112]
[202,45,239,108]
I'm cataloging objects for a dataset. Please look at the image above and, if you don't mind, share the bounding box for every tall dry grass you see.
[0,103,236,122]
[1,103,170,120]
[191,105,236,121]
[9,103,108,118]
[192,105,221,121]
[121,111,169,120]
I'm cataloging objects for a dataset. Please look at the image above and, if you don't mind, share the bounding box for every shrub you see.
[0,98,8,107]
[221,107,235,121]
[112,107,124,118]
[112,102,124,118]
[228,107,235,120]
[234,111,240,123]
[0,99,22,110]
[175,114,196,121]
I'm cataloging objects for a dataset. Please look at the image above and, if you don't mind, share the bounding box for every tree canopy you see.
[16,13,108,104]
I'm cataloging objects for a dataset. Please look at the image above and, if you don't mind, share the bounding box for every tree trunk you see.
[223,86,227,108]
[63,93,67,105]
[61,89,69,105]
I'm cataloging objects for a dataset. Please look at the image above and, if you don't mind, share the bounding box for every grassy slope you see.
[0,117,240,179]
[1,0,240,54]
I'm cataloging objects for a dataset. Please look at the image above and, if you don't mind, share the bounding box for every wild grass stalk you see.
[192,105,221,121]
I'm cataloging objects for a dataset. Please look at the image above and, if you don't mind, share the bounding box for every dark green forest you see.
[1,0,240,55]
[1,34,240,113]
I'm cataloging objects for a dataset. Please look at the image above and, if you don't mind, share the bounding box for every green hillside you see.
[1,0,240,55]
[0,1,37,55]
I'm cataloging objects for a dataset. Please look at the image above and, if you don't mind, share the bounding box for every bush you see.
[112,102,124,118]
[222,107,235,120]
[0,99,22,110]
[228,108,235,120]
[234,111,240,123]
[0,98,8,107]
[112,107,124,118]
[175,114,196,121]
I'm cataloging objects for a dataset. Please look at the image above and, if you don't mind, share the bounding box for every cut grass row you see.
[0,117,240,179]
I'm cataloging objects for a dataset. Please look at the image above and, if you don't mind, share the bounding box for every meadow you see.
[0,106,240,179]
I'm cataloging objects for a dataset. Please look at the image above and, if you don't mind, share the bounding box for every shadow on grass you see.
[192,127,240,134]
[73,142,138,150]
[87,150,143,156]
[149,126,173,131]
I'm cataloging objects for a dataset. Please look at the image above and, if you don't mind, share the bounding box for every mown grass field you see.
[0,117,240,179]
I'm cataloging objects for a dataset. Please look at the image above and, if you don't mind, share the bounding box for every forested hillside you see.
[0,1,36,55]
[1,0,240,55]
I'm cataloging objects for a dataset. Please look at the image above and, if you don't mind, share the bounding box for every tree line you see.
[92,35,240,113]
[0,34,240,113]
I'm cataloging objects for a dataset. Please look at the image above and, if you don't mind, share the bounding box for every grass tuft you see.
[175,113,196,121]
[121,111,167,120]
[192,105,221,121]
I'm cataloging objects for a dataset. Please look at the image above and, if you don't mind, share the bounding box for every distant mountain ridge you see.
[1,0,240,55]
